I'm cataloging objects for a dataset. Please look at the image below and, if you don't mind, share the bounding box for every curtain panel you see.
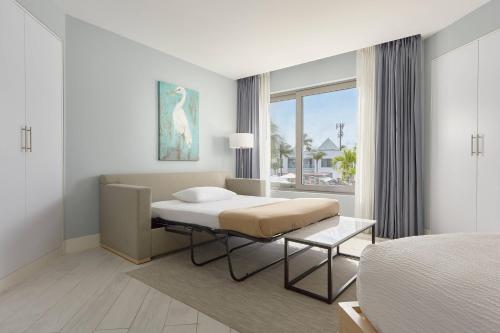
[236,75,260,178]
[258,73,271,194]
[374,35,424,238]
[355,47,377,219]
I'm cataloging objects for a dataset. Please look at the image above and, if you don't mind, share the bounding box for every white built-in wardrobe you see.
[0,0,63,279]
[429,28,500,234]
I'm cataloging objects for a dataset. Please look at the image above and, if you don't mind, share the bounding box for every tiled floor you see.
[0,248,239,333]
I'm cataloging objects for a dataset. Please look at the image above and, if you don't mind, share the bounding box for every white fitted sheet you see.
[151,195,287,229]
[357,233,500,333]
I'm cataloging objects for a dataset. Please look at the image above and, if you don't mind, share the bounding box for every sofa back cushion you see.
[100,171,229,202]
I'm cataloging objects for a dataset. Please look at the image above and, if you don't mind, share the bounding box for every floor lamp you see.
[229,133,254,178]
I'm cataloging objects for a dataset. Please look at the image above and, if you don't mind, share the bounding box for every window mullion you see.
[296,91,305,191]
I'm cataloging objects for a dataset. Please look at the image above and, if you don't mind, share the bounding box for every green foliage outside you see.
[332,148,356,182]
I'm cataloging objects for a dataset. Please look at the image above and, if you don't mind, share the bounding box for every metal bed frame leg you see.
[189,230,227,266]
[187,229,284,281]
[160,219,314,283]
[189,230,255,267]
[225,234,280,282]
[225,234,313,282]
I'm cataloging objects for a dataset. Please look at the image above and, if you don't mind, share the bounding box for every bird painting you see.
[172,86,192,147]
[158,81,199,161]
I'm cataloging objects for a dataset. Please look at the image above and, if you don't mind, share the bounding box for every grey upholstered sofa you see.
[99,171,265,264]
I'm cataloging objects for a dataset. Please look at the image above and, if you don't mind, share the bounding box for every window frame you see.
[271,79,357,194]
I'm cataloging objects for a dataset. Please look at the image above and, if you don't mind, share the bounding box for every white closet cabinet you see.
[0,0,63,279]
[430,29,500,233]
[429,42,478,234]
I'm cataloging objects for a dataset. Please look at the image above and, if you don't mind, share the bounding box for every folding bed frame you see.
[152,217,312,282]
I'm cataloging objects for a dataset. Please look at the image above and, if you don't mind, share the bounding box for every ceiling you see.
[62,0,489,79]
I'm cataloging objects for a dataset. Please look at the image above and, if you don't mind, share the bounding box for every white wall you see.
[270,51,356,93]
[65,16,237,239]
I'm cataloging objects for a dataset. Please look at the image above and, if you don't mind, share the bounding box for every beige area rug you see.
[128,235,373,333]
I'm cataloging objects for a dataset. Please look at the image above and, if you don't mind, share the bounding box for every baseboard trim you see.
[64,233,100,254]
[101,244,151,265]
[0,247,63,293]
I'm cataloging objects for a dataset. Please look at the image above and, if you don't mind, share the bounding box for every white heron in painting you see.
[173,86,192,147]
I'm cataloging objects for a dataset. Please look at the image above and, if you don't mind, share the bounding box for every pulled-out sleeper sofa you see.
[99,171,265,264]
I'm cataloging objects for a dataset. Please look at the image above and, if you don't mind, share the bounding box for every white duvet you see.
[151,195,286,229]
[357,233,500,333]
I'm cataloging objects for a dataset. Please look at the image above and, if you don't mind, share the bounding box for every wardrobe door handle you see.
[21,126,26,151]
[471,134,476,156]
[26,127,32,152]
[477,134,483,155]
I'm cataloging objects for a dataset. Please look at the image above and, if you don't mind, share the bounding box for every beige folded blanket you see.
[218,198,340,238]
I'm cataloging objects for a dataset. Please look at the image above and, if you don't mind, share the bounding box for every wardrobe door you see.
[0,0,27,278]
[25,14,64,256]
[429,41,478,234]
[477,30,500,232]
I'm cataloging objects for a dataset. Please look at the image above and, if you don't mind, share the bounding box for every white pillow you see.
[172,186,237,203]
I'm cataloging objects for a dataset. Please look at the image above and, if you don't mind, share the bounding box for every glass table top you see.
[285,216,375,248]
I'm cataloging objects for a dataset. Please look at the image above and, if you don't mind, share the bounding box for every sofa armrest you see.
[100,183,152,263]
[225,178,266,197]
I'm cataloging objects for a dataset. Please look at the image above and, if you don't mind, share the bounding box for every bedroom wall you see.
[65,16,237,240]
[270,51,356,93]
[423,0,500,230]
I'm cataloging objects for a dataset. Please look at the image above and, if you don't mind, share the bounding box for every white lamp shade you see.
[229,133,254,149]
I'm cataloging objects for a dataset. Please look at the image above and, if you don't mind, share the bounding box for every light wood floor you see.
[0,248,239,333]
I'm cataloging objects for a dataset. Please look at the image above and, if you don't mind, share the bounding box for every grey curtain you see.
[374,35,424,238]
[236,75,260,178]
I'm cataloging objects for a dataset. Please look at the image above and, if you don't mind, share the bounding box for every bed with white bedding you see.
[152,194,339,238]
[152,193,341,281]
[353,233,500,333]
[151,195,286,229]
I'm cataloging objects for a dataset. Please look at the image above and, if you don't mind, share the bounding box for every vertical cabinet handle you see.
[21,126,26,151]
[477,134,483,155]
[471,134,476,156]
[26,127,32,152]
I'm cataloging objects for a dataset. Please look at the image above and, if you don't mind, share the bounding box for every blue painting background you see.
[158,81,199,160]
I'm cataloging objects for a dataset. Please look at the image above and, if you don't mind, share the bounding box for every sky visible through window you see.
[270,98,296,146]
[270,88,358,149]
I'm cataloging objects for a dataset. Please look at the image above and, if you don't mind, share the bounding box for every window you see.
[303,158,313,169]
[321,159,332,168]
[270,80,357,193]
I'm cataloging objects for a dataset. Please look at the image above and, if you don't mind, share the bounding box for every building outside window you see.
[269,80,357,193]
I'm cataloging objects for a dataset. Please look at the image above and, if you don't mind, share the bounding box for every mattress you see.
[151,195,286,229]
[219,198,340,238]
[357,233,500,333]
